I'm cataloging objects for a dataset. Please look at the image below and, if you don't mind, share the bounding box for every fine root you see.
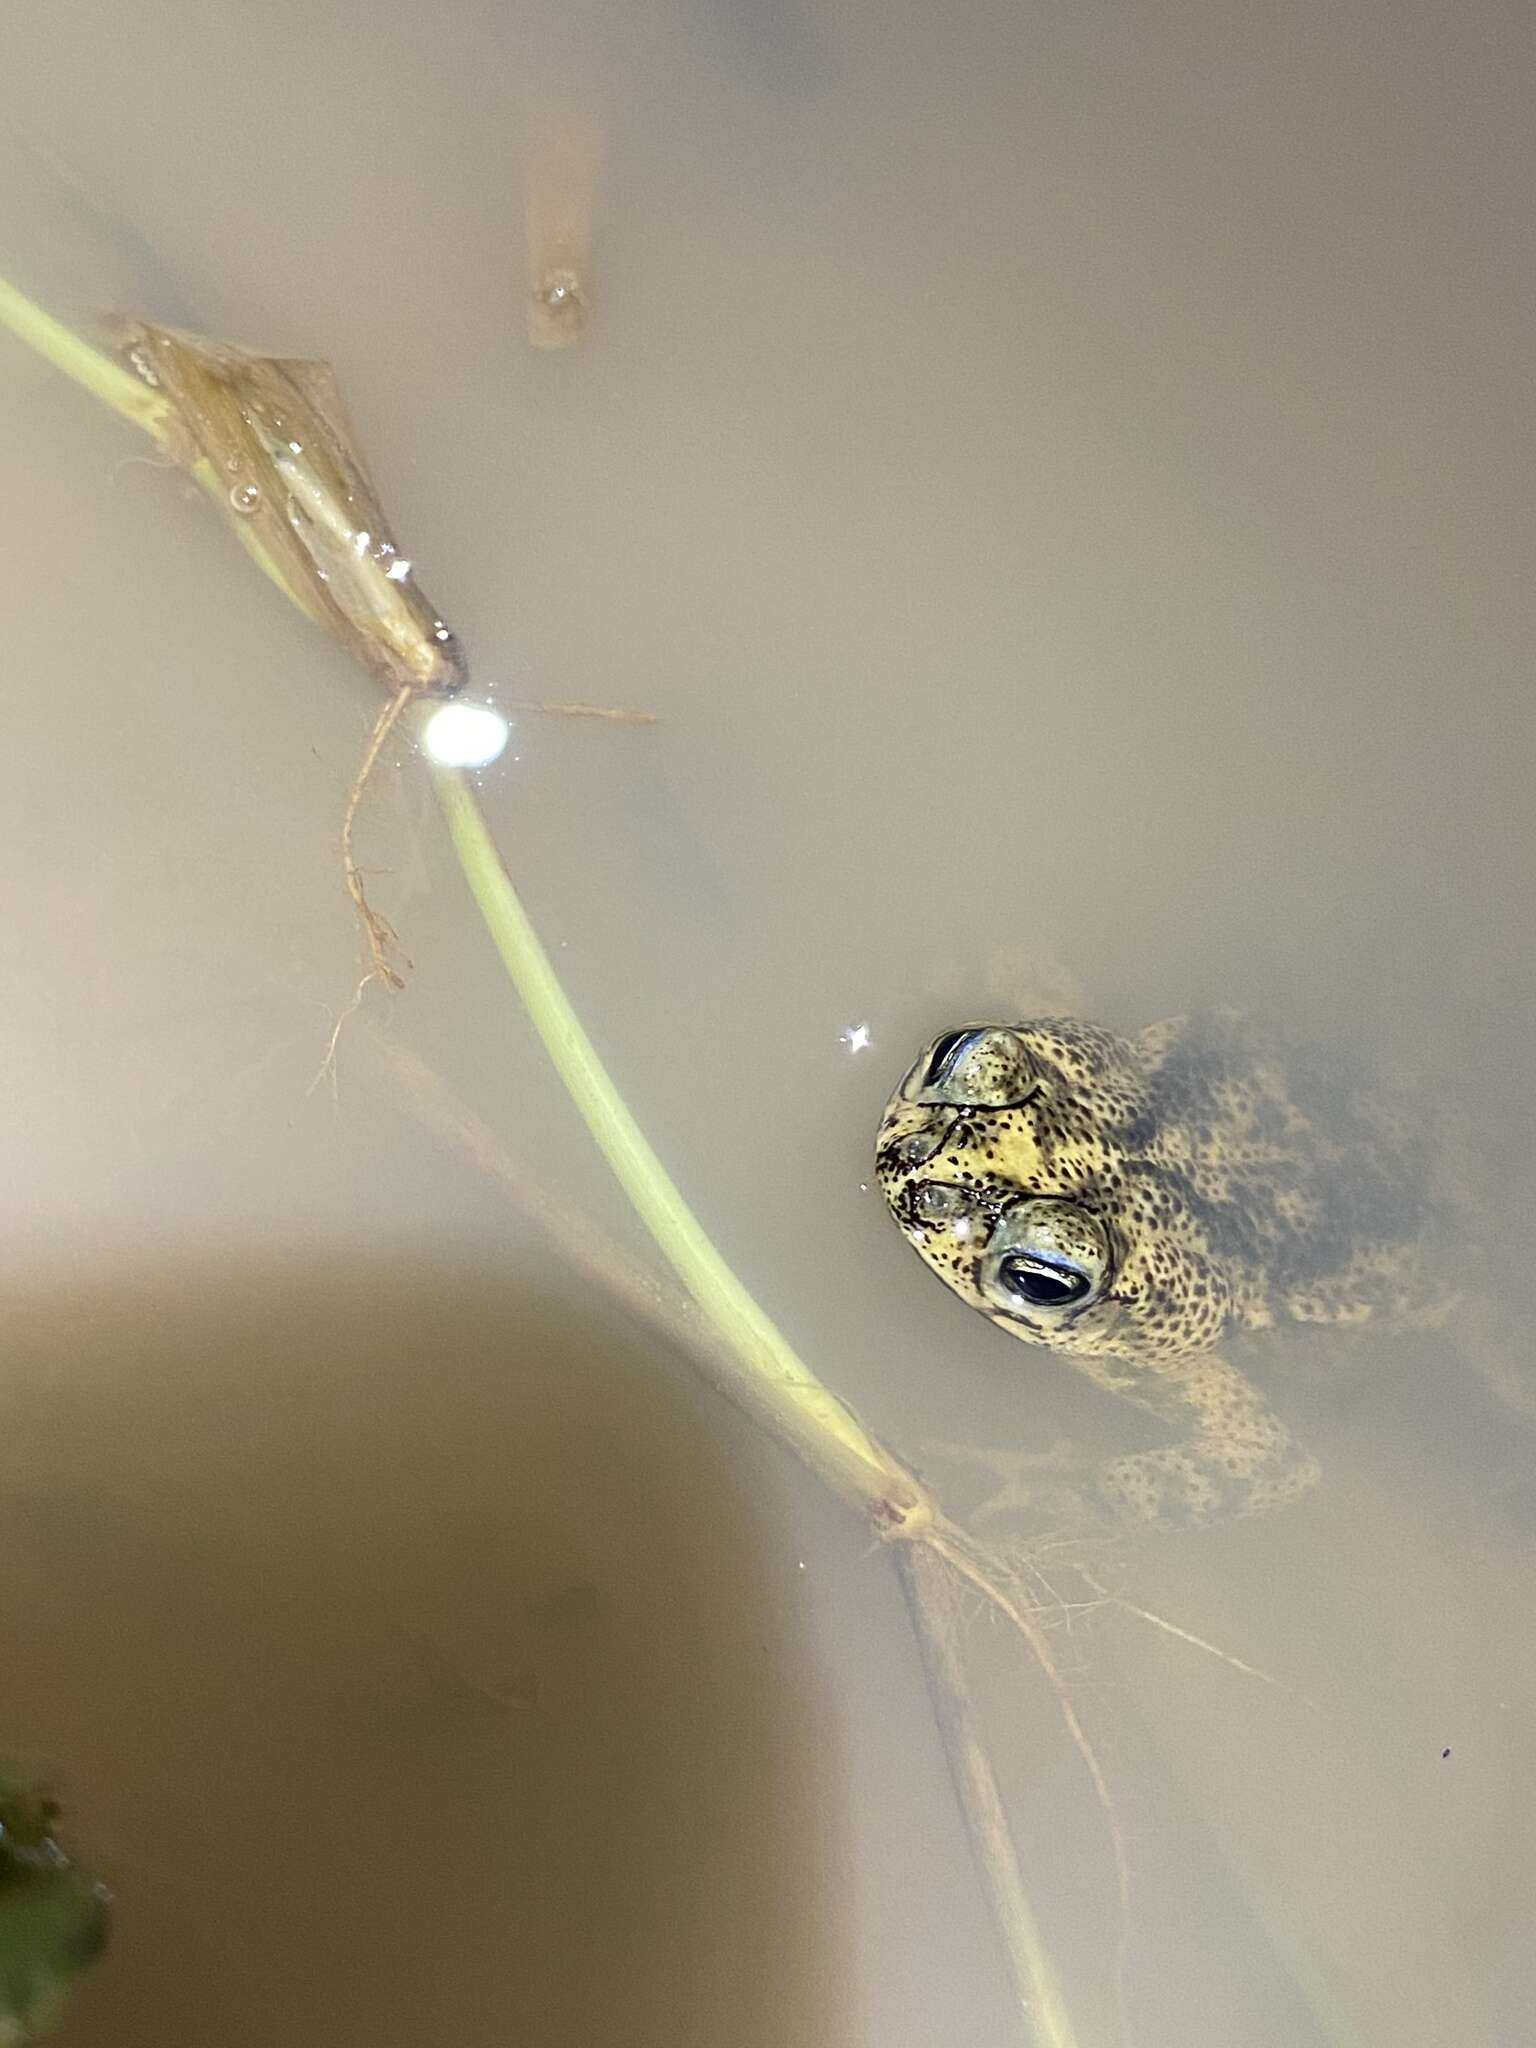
[927,1517,1134,2028]
[310,682,418,1096]
[505,699,657,723]
[340,682,416,991]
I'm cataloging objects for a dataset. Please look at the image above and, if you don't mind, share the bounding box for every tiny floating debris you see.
[526,110,599,351]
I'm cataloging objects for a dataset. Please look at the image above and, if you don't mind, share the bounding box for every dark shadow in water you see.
[679,0,834,105]
[0,1252,841,2047]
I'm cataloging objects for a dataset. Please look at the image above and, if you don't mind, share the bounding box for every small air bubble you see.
[228,483,262,515]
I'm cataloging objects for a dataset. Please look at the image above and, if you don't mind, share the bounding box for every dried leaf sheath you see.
[118,322,467,697]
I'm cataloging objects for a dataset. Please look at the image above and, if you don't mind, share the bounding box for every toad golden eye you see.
[979,1200,1110,1318]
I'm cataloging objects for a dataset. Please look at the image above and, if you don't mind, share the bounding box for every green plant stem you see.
[427,753,1086,2046]
[0,272,317,616]
[0,257,922,1528]
[0,271,163,433]
[1,264,1080,2048]
[427,740,930,1528]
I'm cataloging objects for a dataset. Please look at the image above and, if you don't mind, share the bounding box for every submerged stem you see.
[427,741,930,1531]
[2,262,1093,2047]
[423,755,1103,2047]
[899,1546,1085,2048]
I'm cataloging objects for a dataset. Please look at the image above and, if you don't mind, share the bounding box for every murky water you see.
[0,1260,843,2046]
[0,1,1532,2042]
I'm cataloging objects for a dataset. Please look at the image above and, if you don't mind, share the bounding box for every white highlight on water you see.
[422,700,512,768]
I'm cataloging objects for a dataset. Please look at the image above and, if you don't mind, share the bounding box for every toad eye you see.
[922,1030,978,1085]
[899,1026,1037,1109]
[979,1200,1109,1320]
[995,1254,1092,1308]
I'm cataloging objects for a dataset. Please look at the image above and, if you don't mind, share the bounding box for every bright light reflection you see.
[422,700,512,768]
[839,1022,874,1054]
